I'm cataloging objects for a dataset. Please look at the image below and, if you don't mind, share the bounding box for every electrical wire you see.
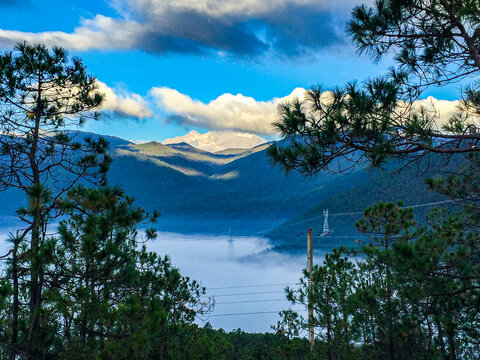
[208,282,294,290]
[211,290,284,298]
[205,309,307,318]
[215,298,287,305]
[276,198,463,228]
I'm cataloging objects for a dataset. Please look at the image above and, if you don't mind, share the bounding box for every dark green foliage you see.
[347,0,480,93]
[277,197,480,359]
[278,249,357,359]
[0,43,114,360]
[0,42,110,192]
[0,185,213,359]
[167,325,312,360]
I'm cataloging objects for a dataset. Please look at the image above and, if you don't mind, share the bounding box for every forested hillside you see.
[269,155,463,243]
[0,132,367,233]
[1,132,462,237]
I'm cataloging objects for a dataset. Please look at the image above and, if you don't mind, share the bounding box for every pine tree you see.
[268,0,480,174]
[268,1,480,358]
[0,42,110,358]
[0,185,213,359]
[276,248,357,359]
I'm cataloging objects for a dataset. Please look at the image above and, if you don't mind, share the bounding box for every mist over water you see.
[0,225,339,333]
[147,233,308,333]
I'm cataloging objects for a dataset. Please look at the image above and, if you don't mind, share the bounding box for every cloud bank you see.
[151,87,306,134]
[151,87,461,135]
[0,16,141,52]
[0,0,358,56]
[411,97,460,128]
[97,81,153,119]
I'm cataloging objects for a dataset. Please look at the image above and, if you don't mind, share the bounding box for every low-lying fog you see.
[0,224,344,333]
[149,233,307,332]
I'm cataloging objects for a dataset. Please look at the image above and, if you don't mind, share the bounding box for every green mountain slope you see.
[107,138,366,226]
[268,155,464,245]
[1,132,462,237]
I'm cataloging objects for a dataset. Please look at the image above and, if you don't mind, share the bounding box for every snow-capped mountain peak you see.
[161,130,267,153]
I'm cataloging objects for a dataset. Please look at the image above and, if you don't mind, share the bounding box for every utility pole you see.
[307,228,314,350]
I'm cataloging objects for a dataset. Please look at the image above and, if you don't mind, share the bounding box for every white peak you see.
[161,131,267,153]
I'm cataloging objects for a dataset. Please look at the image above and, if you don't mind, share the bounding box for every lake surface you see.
[0,226,345,333]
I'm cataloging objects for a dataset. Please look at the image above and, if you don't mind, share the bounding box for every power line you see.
[205,309,307,318]
[269,233,359,239]
[208,282,294,290]
[215,298,287,305]
[151,236,261,243]
[211,290,284,298]
[277,198,463,228]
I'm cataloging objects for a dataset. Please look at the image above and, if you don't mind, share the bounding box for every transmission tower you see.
[321,209,333,236]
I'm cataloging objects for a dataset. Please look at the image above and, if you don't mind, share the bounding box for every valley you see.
[0,131,455,243]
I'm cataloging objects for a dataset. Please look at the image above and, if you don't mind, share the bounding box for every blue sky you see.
[0,0,463,142]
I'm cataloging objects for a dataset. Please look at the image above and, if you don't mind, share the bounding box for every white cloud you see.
[151,86,463,135]
[97,81,153,119]
[0,15,142,51]
[12,78,152,120]
[150,87,307,135]
[411,97,460,127]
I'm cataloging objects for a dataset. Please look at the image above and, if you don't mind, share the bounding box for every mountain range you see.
[160,130,267,153]
[0,131,461,240]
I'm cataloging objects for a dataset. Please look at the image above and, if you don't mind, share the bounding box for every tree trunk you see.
[26,220,42,358]
[327,318,332,360]
[10,238,19,360]
[436,319,447,359]
[388,328,395,360]
[26,88,43,359]
[80,264,90,343]
[447,328,456,360]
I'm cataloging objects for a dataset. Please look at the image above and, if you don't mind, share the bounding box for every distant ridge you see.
[215,148,248,155]
[0,131,462,238]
